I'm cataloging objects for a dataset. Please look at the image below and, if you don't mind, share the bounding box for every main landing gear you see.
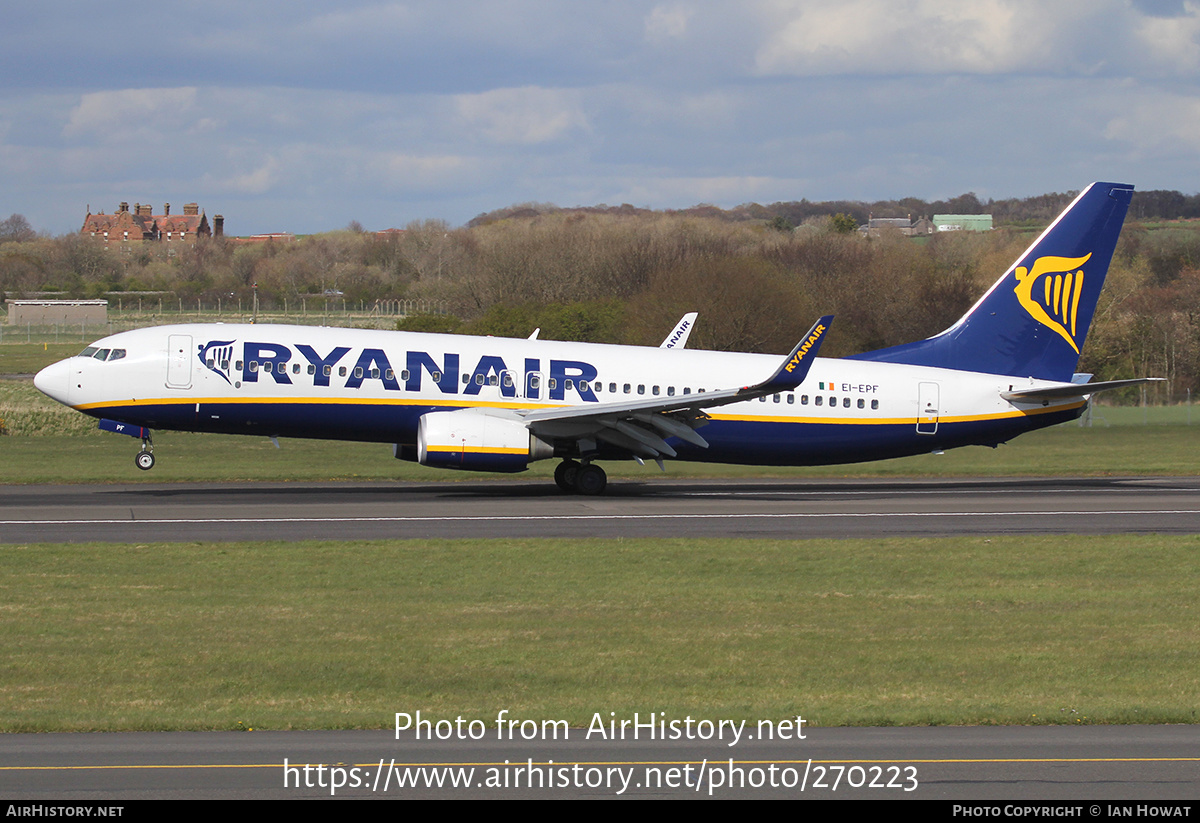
[554,459,607,495]
[135,435,155,471]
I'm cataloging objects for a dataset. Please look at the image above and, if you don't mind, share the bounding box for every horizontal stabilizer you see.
[1002,377,1165,403]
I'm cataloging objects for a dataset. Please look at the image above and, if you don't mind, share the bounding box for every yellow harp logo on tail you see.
[1013,254,1092,353]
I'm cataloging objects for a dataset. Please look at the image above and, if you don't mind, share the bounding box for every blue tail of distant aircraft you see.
[850,182,1134,381]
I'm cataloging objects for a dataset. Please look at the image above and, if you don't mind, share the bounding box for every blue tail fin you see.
[849,182,1133,381]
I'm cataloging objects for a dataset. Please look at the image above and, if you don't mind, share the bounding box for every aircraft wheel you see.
[554,460,580,492]
[135,451,155,471]
[574,463,607,496]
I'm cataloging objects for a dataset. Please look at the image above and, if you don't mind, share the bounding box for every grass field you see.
[0,416,1197,483]
[2,535,1197,732]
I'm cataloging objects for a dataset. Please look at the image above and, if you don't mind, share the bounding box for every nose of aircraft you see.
[34,359,73,406]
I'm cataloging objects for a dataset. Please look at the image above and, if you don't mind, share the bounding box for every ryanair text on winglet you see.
[783,324,827,373]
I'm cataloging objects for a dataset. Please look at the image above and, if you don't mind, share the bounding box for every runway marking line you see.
[5,510,1200,526]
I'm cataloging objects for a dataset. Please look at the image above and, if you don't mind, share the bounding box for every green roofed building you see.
[933,214,993,232]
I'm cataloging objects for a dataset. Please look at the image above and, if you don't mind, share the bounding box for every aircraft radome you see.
[35,182,1160,495]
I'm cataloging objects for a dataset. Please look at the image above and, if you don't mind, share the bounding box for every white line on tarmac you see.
[5,509,1200,526]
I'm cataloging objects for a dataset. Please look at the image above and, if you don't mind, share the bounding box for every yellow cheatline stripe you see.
[425,446,526,455]
[5,755,1199,771]
[75,396,546,412]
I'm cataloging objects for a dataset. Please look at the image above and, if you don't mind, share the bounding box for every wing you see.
[519,316,833,459]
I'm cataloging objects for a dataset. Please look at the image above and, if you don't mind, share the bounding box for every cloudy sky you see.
[2,1,1198,235]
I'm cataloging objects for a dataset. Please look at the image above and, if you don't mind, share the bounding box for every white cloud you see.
[1133,3,1200,72]
[455,87,588,144]
[223,155,282,195]
[1104,90,1200,154]
[64,88,200,140]
[753,0,1109,76]
[645,3,692,42]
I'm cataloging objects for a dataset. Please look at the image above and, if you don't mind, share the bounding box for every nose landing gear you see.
[135,438,155,471]
[98,419,156,471]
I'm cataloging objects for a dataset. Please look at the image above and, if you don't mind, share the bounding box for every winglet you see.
[753,315,833,394]
[660,312,698,348]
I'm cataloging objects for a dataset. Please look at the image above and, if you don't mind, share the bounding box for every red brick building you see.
[81,202,221,248]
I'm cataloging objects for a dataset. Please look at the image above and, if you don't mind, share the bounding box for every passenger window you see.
[871,399,879,410]
[236,360,244,370]
[801,395,808,405]
[370,368,380,379]
[502,374,513,388]
[338,366,347,377]
[529,375,540,389]
[323,365,331,377]
[638,385,645,395]
[652,385,660,396]
[263,362,273,373]
[578,380,587,392]
[475,374,484,385]
[683,388,691,395]
[206,358,214,368]
[489,374,498,386]
[759,396,767,403]
[431,371,441,381]
[610,383,617,393]
[667,386,675,396]
[815,396,822,406]
[293,363,301,374]
[401,369,411,380]
[548,378,557,390]
[773,393,780,403]
[565,379,574,390]
[843,397,851,408]
[829,396,835,405]
[355,367,364,379]
[249,361,259,372]
[857,398,864,409]
[308,364,316,375]
[787,394,794,404]
[624,383,631,394]
[463,374,471,384]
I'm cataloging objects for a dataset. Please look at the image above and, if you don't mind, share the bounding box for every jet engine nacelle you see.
[417,408,552,472]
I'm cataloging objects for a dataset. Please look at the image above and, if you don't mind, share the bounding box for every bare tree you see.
[0,214,35,244]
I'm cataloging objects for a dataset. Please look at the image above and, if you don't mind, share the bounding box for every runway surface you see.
[3,476,1200,543]
[3,476,1198,801]
[2,725,1198,800]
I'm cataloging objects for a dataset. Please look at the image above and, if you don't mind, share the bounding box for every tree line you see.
[3,189,1200,402]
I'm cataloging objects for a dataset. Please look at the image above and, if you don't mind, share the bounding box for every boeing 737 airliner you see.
[34,182,1157,494]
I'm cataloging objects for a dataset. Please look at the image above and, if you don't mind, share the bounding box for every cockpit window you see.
[108,349,126,361]
[93,348,111,361]
[79,347,99,358]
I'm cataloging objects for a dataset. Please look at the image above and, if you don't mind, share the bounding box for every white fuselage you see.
[34,323,1084,468]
